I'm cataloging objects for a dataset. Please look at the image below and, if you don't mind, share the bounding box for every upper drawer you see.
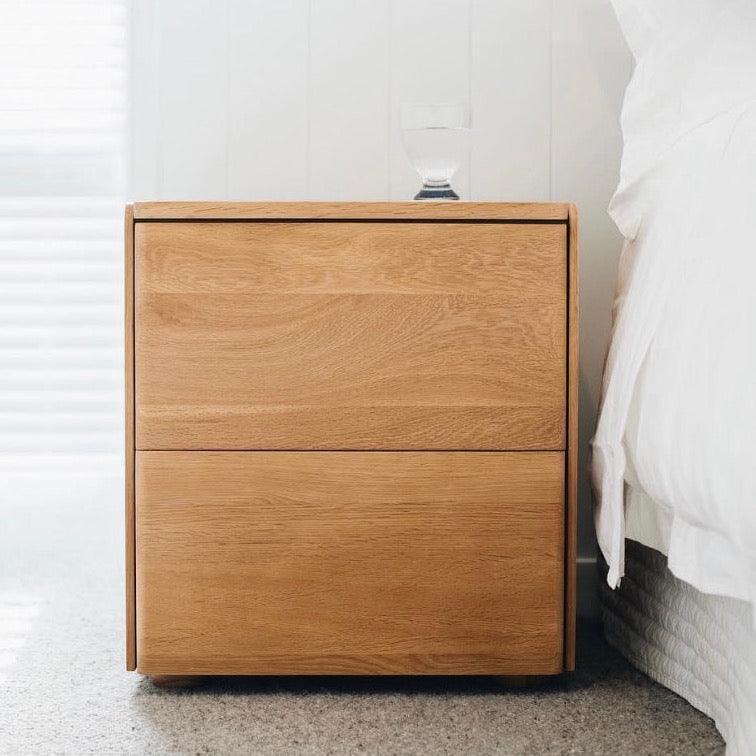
[135,221,566,450]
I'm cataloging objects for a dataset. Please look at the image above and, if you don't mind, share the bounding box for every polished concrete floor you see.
[0,469,724,755]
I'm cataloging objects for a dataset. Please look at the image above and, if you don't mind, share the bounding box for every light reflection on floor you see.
[0,596,40,684]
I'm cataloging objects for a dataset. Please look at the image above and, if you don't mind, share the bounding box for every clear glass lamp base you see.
[414,182,460,201]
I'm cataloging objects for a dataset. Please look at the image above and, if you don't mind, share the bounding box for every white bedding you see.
[602,539,756,756]
[592,0,756,620]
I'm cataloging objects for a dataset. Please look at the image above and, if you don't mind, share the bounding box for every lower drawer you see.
[135,451,565,675]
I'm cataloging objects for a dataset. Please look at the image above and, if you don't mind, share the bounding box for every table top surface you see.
[131,201,572,221]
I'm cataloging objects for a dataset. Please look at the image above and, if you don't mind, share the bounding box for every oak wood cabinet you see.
[125,201,578,677]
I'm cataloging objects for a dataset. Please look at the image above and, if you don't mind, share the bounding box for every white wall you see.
[130,0,632,615]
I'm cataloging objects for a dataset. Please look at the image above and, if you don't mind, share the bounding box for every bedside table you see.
[125,201,578,678]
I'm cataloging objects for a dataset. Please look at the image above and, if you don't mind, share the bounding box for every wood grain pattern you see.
[132,201,570,221]
[564,204,579,671]
[135,221,566,450]
[124,204,136,671]
[135,451,565,676]
[127,202,577,676]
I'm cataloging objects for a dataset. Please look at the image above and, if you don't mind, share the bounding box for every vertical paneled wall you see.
[551,0,632,615]
[131,0,585,204]
[130,0,632,615]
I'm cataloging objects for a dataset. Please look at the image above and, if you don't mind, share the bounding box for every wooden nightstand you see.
[125,201,578,678]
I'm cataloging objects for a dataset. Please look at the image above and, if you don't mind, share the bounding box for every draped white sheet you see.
[592,1,756,621]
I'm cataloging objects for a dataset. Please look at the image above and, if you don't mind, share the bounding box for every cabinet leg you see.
[493,675,551,688]
[148,675,205,688]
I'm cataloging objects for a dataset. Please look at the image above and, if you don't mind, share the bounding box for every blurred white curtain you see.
[0,1,128,476]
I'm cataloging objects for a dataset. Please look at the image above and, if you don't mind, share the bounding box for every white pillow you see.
[609,0,756,238]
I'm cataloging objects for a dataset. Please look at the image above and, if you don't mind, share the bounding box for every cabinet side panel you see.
[125,205,136,670]
[565,204,579,670]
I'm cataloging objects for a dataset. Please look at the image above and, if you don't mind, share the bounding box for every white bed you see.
[601,538,756,755]
[592,2,756,753]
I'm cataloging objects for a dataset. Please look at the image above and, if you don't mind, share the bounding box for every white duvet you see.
[592,0,756,621]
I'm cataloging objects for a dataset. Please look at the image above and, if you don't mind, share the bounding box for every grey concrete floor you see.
[0,470,724,755]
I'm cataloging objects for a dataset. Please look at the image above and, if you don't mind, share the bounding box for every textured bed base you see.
[600,541,756,756]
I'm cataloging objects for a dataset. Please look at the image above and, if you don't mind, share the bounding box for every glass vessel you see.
[401,103,470,200]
